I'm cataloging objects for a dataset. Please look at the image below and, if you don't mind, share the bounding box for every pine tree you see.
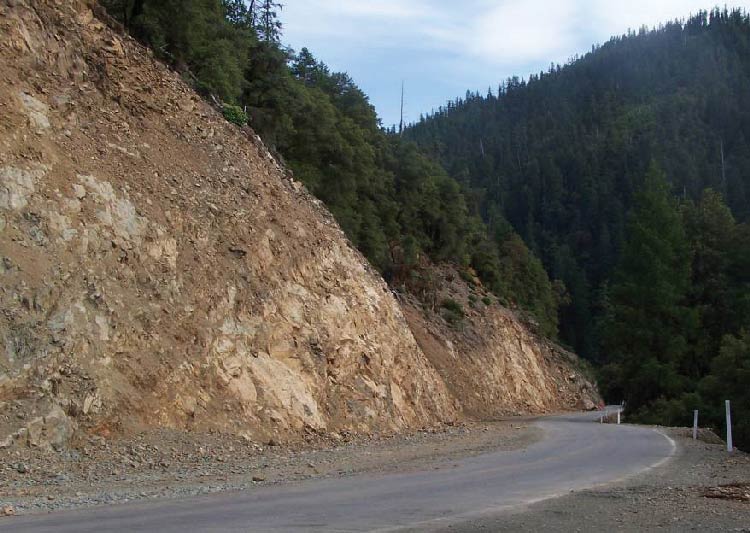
[601,164,696,411]
[257,0,282,43]
[682,190,736,377]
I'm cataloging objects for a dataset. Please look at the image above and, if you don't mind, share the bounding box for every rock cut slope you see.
[401,265,598,418]
[0,0,457,448]
[0,0,598,451]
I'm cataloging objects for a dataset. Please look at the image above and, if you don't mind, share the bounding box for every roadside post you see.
[693,410,698,440]
[726,400,733,452]
[617,410,621,425]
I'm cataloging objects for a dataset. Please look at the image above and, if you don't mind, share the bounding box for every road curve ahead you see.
[4,410,674,532]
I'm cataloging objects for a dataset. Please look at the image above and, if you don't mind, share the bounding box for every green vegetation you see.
[599,183,750,446]
[222,104,248,126]
[99,0,563,336]
[598,165,696,412]
[407,9,750,447]
[440,298,465,325]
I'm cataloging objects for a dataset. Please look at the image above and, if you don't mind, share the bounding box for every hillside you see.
[96,0,566,339]
[407,9,750,447]
[401,264,597,417]
[0,0,597,453]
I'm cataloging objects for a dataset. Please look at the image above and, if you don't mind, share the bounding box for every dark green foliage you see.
[458,269,475,284]
[407,9,750,360]
[482,296,493,306]
[441,298,464,315]
[408,9,750,448]
[599,180,750,447]
[599,164,696,411]
[100,0,252,102]
[222,104,248,126]
[700,332,750,448]
[440,298,465,325]
[591,174,750,448]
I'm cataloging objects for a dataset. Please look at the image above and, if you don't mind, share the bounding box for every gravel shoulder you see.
[0,419,540,516]
[436,427,750,533]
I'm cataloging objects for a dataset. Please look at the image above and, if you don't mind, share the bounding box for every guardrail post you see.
[726,400,733,452]
[693,410,698,440]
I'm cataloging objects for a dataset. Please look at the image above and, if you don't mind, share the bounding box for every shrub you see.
[459,269,474,284]
[440,298,465,326]
[482,296,492,306]
[441,298,464,315]
[223,104,248,127]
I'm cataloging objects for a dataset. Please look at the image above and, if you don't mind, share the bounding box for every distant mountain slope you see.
[407,9,750,358]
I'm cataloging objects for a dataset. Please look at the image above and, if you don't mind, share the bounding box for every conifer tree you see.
[601,164,696,411]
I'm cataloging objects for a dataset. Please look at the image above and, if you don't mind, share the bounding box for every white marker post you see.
[617,410,621,425]
[693,410,698,440]
[726,400,733,452]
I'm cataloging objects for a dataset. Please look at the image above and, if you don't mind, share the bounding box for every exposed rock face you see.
[0,0,457,447]
[0,0,598,450]
[402,265,600,417]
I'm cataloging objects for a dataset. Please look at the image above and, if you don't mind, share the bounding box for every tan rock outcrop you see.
[402,265,600,417]
[0,0,598,450]
[0,0,456,445]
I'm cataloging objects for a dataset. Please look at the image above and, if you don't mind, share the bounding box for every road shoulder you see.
[0,419,541,516]
[435,428,750,532]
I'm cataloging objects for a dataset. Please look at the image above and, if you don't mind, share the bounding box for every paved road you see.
[3,409,674,532]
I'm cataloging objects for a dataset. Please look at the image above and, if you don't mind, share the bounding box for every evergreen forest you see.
[408,9,750,448]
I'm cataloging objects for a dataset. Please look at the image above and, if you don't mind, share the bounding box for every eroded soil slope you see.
[0,0,599,455]
[403,265,599,417]
[0,0,457,449]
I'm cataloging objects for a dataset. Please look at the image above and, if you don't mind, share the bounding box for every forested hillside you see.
[407,9,750,447]
[93,1,750,448]
[98,0,564,336]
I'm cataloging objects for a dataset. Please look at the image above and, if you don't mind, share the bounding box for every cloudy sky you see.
[282,1,750,127]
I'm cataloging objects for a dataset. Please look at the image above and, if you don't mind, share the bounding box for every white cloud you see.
[283,0,437,44]
[467,0,581,64]
[317,0,426,19]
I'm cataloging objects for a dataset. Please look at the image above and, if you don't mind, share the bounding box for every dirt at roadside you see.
[0,419,540,516]
[435,428,750,533]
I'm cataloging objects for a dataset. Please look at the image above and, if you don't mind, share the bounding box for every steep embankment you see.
[402,265,598,417]
[0,0,457,448]
[0,0,597,452]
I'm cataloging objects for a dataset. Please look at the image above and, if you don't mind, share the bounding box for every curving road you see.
[3,409,675,532]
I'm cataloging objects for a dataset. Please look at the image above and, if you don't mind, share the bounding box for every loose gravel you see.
[0,420,540,516]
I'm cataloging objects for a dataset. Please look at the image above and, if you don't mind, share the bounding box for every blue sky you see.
[282,1,750,128]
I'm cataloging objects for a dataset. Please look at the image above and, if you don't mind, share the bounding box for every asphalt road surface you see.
[3,409,675,532]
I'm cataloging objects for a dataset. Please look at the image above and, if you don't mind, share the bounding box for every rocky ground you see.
[0,419,540,516]
[1,420,747,531]
[436,428,750,532]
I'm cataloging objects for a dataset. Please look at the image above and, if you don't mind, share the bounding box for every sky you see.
[282,1,750,128]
